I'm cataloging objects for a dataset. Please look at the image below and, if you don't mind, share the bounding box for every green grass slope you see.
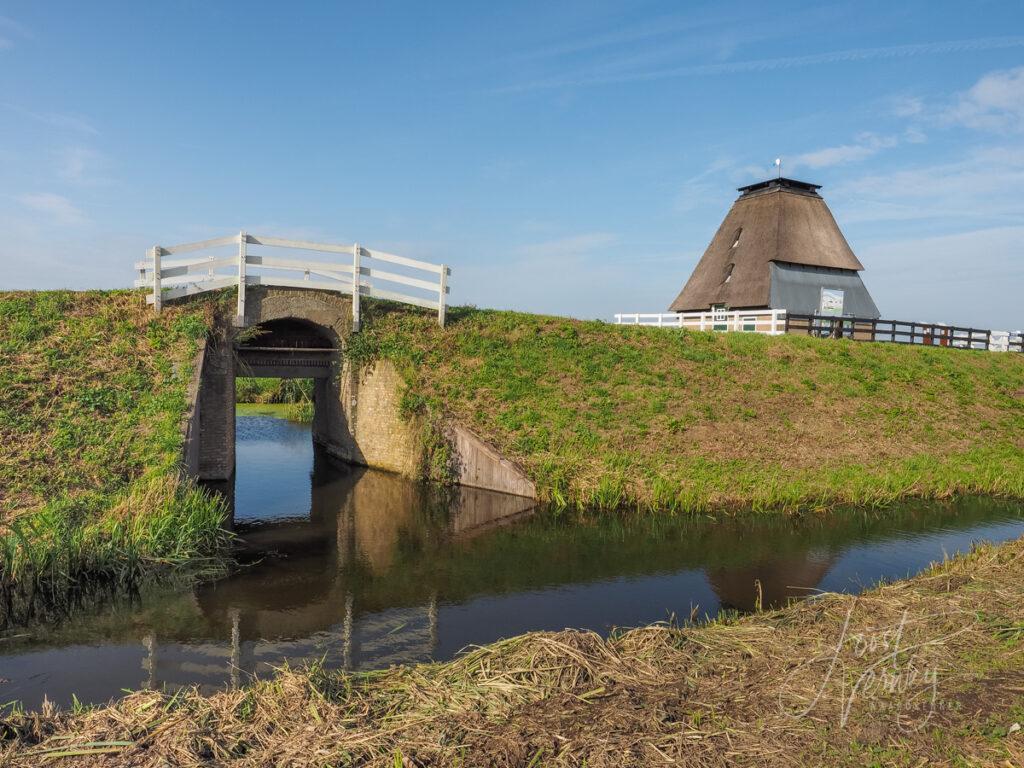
[353,303,1024,512]
[0,291,228,595]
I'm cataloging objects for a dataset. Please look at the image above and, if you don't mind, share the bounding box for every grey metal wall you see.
[768,262,880,318]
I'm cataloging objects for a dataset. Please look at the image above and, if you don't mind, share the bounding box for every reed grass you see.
[0,291,230,614]
[234,377,313,405]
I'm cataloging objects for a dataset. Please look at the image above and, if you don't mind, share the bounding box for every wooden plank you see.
[358,265,445,293]
[160,257,237,279]
[246,254,354,275]
[161,234,240,255]
[148,276,237,303]
[246,234,354,254]
[362,247,445,274]
[135,255,235,270]
[359,284,440,310]
[151,246,161,314]
[237,231,247,323]
[438,262,448,326]
[352,243,361,331]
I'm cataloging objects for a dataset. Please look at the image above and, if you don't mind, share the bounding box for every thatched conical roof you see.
[669,178,864,312]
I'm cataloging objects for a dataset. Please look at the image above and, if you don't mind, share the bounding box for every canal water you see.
[2,407,1024,710]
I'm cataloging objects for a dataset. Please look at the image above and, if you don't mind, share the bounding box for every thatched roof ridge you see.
[669,178,864,312]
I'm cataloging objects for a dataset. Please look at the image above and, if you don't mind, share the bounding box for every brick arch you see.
[188,286,537,502]
[242,286,355,349]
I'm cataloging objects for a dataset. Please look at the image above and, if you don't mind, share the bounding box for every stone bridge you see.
[181,286,535,499]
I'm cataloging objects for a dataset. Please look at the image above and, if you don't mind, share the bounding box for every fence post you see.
[151,246,162,315]
[236,231,247,325]
[438,265,448,327]
[352,242,361,332]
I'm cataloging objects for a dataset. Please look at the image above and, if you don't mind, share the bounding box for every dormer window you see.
[731,228,742,248]
[723,263,734,283]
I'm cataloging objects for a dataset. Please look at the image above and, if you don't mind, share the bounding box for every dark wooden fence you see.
[784,313,1000,351]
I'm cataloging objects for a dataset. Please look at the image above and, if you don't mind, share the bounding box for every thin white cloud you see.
[19,193,90,226]
[947,66,1024,133]
[862,226,1024,330]
[791,133,899,170]
[1,103,98,135]
[508,11,730,63]
[891,95,925,118]
[515,232,618,260]
[0,15,31,50]
[502,35,1024,91]
[833,146,1024,226]
[55,146,110,186]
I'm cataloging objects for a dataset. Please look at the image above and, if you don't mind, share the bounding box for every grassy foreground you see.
[0,291,229,603]
[351,304,1024,512]
[6,535,1024,765]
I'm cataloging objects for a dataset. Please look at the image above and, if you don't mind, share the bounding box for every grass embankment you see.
[235,377,314,422]
[0,291,229,608]
[8,537,1024,765]
[350,304,1024,512]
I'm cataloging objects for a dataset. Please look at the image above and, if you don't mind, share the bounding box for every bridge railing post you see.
[151,245,162,315]
[352,242,361,332]
[236,231,247,325]
[438,265,448,327]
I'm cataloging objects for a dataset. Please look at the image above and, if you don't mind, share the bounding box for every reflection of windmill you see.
[705,547,835,612]
[142,451,533,693]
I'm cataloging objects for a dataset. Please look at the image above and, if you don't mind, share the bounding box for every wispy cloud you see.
[2,103,98,135]
[673,157,753,214]
[515,232,618,260]
[509,11,727,63]
[55,146,110,186]
[946,65,1024,133]
[833,146,1024,226]
[19,193,90,226]
[0,15,31,50]
[862,226,1024,329]
[791,133,900,170]
[502,35,1024,91]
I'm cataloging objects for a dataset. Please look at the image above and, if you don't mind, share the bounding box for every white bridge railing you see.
[135,232,451,329]
[614,309,787,335]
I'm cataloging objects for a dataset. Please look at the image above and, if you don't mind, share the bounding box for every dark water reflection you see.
[1,411,1023,710]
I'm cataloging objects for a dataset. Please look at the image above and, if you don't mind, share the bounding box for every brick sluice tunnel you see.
[181,286,536,499]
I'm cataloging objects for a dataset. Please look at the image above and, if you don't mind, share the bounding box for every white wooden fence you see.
[135,232,451,329]
[614,309,787,335]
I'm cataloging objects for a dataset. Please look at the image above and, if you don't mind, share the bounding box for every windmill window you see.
[731,229,742,248]
[723,263,734,283]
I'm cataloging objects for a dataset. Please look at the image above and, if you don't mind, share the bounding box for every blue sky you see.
[2,1,1023,328]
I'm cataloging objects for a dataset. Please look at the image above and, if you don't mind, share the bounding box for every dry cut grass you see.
[6,535,1024,766]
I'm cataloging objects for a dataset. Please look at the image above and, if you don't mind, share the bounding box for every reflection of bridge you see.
[141,600,439,693]
[140,459,534,695]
